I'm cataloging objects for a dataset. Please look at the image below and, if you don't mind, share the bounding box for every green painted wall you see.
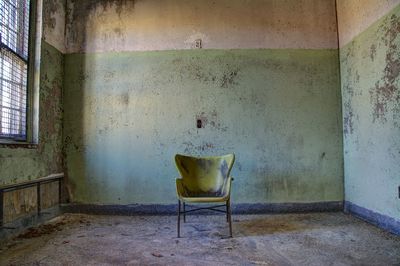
[0,40,64,185]
[63,49,343,204]
[341,5,400,219]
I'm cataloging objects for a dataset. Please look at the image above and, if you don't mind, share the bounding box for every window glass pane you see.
[0,0,30,140]
[0,49,27,138]
[0,0,30,59]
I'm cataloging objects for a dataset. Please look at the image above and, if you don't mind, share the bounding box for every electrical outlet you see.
[195,39,202,49]
[197,119,202,128]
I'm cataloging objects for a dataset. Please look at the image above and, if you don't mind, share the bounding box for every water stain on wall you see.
[66,0,135,50]
[43,0,58,29]
[68,0,134,21]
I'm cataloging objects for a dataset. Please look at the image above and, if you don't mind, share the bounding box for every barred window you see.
[0,0,30,141]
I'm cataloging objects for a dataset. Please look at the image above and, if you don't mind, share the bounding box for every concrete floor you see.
[0,212,399,265]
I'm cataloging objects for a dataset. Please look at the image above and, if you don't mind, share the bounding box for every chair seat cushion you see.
[178,194,229,203]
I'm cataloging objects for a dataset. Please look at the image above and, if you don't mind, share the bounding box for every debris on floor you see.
[0,213,399,265]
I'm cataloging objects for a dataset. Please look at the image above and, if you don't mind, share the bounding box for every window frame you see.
[0,0,41,146]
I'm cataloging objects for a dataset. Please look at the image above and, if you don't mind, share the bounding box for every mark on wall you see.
[343,85,355,136]
[66,0,135,50]
[221,69,239,88]
[175,58,242,91]
[195,110,228,132]
[370,44,377,61]
[119,92,130,105]
[68,0,134,21]
[369,14,400,123]
[183,142,215,154]
[42,0,66,53]
[43,0,58,29]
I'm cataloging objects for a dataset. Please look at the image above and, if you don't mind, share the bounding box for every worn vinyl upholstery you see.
[175,154,235,203]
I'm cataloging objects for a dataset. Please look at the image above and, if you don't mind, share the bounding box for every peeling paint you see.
[43,0,66,53]
[0,39,64,222]
[0,41,64,186]
[369,13,400,123]
[343,105,354,135]
[43,0,59,29]
[340,4,400,220]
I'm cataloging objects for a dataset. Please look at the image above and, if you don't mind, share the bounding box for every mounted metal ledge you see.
[0,173,64,228]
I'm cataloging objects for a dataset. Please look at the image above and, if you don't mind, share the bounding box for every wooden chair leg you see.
[177,200,181,238]
[183,202,186,223]
[228,199,233,237]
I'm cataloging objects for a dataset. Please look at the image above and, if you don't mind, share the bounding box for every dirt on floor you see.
[0,212,399,265]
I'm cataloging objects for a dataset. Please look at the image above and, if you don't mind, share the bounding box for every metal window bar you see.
[0,0,30,59]
[0,0,30,140]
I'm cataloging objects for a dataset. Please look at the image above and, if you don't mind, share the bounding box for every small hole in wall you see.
[197,119,202,128]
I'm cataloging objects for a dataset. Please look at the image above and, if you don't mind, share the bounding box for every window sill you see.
[0,140,38,149]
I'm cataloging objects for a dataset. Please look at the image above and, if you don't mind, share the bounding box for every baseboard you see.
[61,203,177,215]
[61,201,343,216]
[233,201,343,214]
[344,201,400,235]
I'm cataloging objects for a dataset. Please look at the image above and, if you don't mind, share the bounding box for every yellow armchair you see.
[175,153,235,237]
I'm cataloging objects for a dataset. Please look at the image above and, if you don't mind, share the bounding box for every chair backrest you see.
[175,154,235,196]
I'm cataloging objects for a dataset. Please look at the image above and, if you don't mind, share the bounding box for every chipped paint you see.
[369,14,400,122]
[340,4,400,220]
[0,1,65,223]
[0,41,64,186]
[43,0,66,53]
[63,49,343,204]
[0,40,64,222]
